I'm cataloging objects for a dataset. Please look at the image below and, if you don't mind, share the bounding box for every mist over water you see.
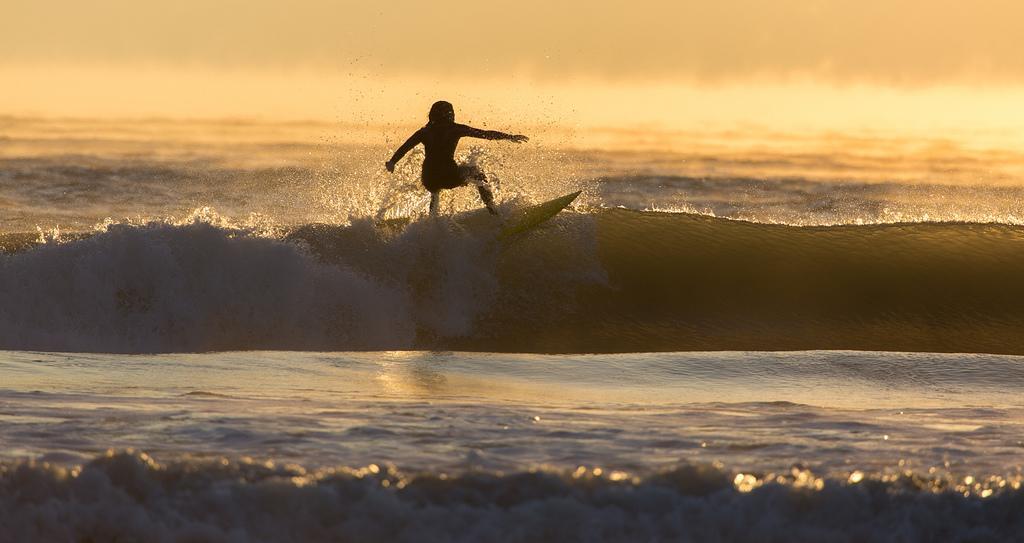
[5,116,1024,232]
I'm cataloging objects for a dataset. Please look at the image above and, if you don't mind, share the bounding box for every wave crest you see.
[2,450,1022,542]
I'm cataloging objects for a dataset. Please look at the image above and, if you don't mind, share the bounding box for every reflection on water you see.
[1,349,1022,481]
[375,351,450,396]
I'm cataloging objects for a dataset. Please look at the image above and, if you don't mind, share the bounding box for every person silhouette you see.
[385,101,528,216]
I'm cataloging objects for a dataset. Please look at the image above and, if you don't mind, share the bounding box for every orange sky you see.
[4,1,1024,82]
[3,1,1024,131]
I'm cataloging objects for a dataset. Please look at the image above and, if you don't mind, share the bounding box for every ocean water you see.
[3,350,1024,541]
[2,117,1024,541]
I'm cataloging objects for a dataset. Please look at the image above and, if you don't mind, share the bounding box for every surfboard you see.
[498,190,582,240]
[369,190,581,238]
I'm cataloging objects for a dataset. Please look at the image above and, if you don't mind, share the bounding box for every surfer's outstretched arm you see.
[458,124,529,143]
[385,129,424,172]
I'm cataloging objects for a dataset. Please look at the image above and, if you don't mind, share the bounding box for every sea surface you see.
[2,117,1024,541]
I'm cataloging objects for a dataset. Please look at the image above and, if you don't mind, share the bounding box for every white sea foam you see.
[0,202,606,352]
[1,450,1021,543]
[0,221,416,352]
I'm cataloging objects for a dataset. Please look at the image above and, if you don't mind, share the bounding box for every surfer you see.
[385,101,529,216]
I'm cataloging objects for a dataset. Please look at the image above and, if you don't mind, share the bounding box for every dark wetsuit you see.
[389,122,514,191]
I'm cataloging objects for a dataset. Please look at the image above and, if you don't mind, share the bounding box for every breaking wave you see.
[0,221,415,352]
[5,209,1024,354]
[1,450,1021,542]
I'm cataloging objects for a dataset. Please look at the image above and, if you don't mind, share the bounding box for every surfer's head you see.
[428,101,455,125]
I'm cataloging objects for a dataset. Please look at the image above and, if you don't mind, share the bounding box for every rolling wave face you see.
[543,210,1024,354]
[546,210,1024,354]
[5,209,1024,353]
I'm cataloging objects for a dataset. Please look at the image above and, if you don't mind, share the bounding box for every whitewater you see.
[2,117,1024,541]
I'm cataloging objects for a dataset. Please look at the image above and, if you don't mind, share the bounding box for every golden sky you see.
[3,1,1024,128]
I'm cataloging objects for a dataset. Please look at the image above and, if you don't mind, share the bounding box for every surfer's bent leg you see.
[429,191,440,216]
[460,164,498,215]
[477,185,497,215]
